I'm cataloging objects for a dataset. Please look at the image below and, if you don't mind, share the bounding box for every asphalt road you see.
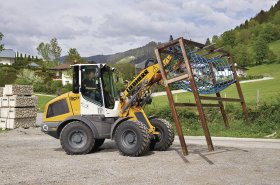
[0,128,280,185]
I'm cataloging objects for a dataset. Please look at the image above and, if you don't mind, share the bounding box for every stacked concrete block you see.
[0,85,37,129]
[3,85,33,96]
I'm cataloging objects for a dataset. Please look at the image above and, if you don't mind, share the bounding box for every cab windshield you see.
[101,67,117,109]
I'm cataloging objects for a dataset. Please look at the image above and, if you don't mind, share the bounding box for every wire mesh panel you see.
[159,41,235,94]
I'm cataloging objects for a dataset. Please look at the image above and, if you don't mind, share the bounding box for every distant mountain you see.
[87,41,159,64]
[87,54,112,63]
[60,41,160,64]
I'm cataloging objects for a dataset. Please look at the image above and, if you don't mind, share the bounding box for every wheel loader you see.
[41,56,175,156]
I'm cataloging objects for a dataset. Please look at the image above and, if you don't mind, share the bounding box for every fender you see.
[148,115,158,120]
[57,115,99,138]
[110,117,132,139]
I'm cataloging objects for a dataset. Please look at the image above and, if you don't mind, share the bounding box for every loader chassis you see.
[42,62,174,156]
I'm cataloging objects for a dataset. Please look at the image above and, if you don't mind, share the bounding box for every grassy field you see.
[146,63,280,108]
[145,63,280,138]
[37,94,55,112]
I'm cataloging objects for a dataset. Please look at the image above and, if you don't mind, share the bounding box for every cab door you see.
[79,65,104,115]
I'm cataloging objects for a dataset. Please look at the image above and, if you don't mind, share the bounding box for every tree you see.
[64,48,85,64]
[50,38,62,61]
[0,32,4,51]
[235,29,250,44]
[36,38,62,61]
[221,31,235,47]
[114,63,135,81]
[37,42,50,61]
[253,37,269,65]
[212,35,219,43]
[272,11,280,25]
[205,38,211,45]
[260,23,280,42]
[232,44,252,67]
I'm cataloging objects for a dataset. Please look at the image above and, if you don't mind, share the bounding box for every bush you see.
[0,67,18,86]
[145,97,280,138]
[239,75,264,81]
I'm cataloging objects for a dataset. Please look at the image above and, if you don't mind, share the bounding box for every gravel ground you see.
[0,128,280,185]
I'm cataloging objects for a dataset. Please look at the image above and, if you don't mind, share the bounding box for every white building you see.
[0,49,16,65]
[50,64,73,86]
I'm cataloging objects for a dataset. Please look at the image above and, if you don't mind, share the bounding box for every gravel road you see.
[0,128,280,185]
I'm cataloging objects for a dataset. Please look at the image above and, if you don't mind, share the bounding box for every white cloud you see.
[0,0,277,56]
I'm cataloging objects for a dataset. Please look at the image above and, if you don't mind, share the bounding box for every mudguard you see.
[57,115,100,139]
[110,117,132,139]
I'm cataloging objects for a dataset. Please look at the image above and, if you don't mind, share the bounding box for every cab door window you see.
[81,66,103,105]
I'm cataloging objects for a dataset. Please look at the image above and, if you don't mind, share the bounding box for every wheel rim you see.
[121,129,137,149]
[68,130,88,149]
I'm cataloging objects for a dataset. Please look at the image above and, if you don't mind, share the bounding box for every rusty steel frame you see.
[154,37,249,155]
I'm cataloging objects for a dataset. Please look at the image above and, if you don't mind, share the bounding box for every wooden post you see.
[229,56,249,122]
[179,38,214,152]
[209,63,229,128]
[155,48,188,156]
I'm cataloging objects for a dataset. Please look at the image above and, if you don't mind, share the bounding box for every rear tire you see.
[115,121,150,157]
[60,121,95,155]
[150,118,174,151]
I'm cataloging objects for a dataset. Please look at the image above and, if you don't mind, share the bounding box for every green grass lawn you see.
[37,94,55,113]
[145,63,280,138]
[147,63,280,108]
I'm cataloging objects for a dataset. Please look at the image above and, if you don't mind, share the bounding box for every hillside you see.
[212,1,280,67]
[87,41,158,64]
[269,40,280,58]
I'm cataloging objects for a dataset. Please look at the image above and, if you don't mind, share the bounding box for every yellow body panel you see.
[119,105,157,133]
[68,92,81,115]
[43,92,80,122]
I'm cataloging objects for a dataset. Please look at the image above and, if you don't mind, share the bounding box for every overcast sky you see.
[0,0,278,57]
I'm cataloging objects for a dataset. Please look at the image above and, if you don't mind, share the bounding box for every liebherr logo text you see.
[126,69,149,93]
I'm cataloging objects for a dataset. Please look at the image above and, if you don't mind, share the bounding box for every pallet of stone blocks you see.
[0,85,37,129]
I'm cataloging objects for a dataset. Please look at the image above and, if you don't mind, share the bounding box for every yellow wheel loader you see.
[42,58,175,156]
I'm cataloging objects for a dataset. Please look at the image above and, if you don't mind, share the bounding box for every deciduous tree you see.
[254,37,269,65]
[37,38,62,61]
[65,48,85,64]
[50,38,62,61]
[37,42,51,61]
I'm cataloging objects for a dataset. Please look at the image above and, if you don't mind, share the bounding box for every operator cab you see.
[72,64,119,117]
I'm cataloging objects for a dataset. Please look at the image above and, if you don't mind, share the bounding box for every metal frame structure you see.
[154,37,249,155]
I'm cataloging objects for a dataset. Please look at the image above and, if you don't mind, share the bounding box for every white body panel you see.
[80,93,119,117]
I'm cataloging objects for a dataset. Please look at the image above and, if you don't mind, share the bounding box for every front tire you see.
[60,121,95,155]
[115,121,151,157]
[150,118,174,151]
